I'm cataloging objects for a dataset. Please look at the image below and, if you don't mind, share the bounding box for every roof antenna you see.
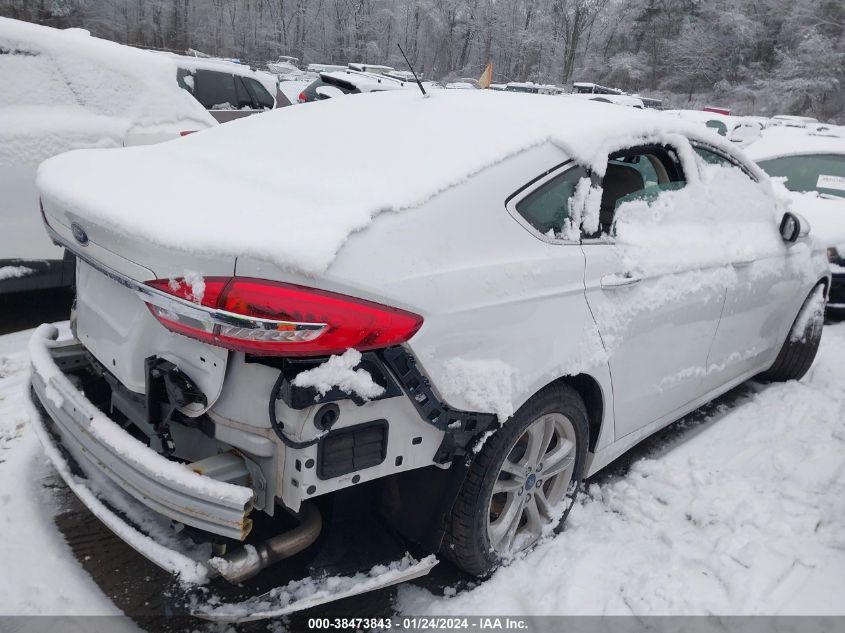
[397,43,427,96]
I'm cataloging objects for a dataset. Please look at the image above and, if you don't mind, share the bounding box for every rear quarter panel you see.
[237,143,615,449]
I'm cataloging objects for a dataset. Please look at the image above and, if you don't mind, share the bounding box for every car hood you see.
[783,191,845,249]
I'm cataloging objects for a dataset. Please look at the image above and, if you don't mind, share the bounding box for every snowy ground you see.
[1,322,844,619]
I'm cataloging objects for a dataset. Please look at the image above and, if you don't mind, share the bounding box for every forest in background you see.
[2,0,844,120]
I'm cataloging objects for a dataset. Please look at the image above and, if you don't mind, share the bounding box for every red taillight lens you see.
[180,130,197,136]
[143,277,423,357]
[297,91,307,103]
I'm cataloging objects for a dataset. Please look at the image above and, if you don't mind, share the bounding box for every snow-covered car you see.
[297,68,415,103]
[29,91,830,617]
[665,109,762,144]
[745,125,845,314]
[0,18,216,295]
[169,54,291,122]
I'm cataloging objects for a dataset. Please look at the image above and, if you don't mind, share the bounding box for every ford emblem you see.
[70,222,88,246]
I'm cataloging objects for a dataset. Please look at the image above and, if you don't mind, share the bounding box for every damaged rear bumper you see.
[28,323,254,541]
[27,324,438,607]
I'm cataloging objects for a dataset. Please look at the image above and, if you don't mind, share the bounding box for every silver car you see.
[28,91,830,616]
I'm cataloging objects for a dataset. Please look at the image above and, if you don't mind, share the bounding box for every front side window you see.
[598,146,686,234]
[757,154,845,198]
[193,70,238,110]
[514,166,589,237]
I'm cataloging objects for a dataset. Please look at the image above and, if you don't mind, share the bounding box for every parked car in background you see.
[771,115,819,128]
[170,54,290,122]
[665,109,762,144]
[0,17,216,294]
[31,91,828,617]
[567,92,645,108]
[297,67,415,102]
[745,125,845,315]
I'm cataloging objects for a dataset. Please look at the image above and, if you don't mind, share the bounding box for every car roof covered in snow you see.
[744,126,845,161]
[161,52,279,96]
[0,17,214,129]
[37,89,735,276]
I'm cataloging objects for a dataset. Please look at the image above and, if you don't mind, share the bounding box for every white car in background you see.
[665,109,763,144]
[745,125,845,314]
[29,91,829,617]
[169,54,290,122]
[0,17,216,294]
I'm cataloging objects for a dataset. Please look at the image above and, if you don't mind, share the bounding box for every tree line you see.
[2,0,843,120]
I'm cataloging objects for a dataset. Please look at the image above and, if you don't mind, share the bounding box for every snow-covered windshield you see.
[756,154,845,199]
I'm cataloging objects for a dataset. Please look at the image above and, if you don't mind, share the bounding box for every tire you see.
[442,384,589,577]
[759,284,825,383]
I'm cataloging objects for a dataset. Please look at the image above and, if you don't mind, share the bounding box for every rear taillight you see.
[143,277,423,357]
[180,130,197,136]
[297,91,307,103]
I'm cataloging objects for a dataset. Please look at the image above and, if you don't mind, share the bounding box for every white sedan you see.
[29,90,829,616]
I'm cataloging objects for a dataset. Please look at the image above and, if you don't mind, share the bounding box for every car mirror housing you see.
[780,211,810,243]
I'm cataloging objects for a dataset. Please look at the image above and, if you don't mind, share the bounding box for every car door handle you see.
[734,259,755,267]
[601,272,643,289]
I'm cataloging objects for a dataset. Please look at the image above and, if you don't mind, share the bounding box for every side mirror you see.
[780,212,810,243]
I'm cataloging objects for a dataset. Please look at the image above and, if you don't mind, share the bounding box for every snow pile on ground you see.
[400,322,845,615]
[0,327,119,615]
[292,348,385,400]
[37,89,731,276]
[440,358,516,421]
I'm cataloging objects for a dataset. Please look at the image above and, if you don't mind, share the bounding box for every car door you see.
[582,143,727,440]
[691,144,806,387]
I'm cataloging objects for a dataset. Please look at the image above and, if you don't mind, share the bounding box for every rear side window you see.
[515,166,589,236]
[243,77,275,109]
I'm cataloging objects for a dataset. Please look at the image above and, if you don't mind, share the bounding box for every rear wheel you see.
[442,385,588,576]
[760,284,825,382]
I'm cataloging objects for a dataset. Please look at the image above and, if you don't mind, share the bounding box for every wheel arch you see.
[548,372,605,452]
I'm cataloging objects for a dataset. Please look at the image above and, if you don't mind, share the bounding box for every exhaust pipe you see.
[212,503,321,584]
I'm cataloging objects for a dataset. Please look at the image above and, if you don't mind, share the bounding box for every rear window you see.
[757,154,845,198]
[515,166,589,236]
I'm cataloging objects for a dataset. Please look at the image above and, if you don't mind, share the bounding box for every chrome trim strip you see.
[48,224,327,333]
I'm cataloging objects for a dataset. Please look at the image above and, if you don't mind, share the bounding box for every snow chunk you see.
[564,177,602,239]
[0,265,34,280]
[441,358,515,421]
[291,349,385,400]
[209,545,259,578]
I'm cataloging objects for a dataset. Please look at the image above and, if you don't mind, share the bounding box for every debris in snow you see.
[194,553,437,619]
[790,284,826,342]
[209,545,259,578]
[0,266,34,280]
[291,349,385,400]
[441,358,515,421]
